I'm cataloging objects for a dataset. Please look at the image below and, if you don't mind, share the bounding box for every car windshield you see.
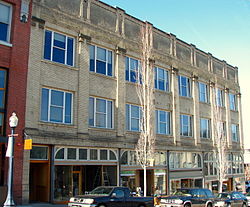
[217,193,230,199]
[89,187,114,195]
[172,189,192,196]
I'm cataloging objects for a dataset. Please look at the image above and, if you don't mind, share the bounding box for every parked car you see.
[68,186,154,207]
[246,181,250,193]
[159,188,214,207]
[214,192,247,207]
[244,191,250,206]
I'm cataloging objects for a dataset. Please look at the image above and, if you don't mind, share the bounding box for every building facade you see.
[22,0,244,204]
[0,0,32,205]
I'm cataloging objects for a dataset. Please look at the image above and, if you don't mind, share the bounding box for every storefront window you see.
[170,152,202,169]
[67,148,76,160]
[109,150,116,160]
[30,146,48,160]
[79,149,87,160]
[121,170,136,192]
[100,150,108,160]
[55,148,64,159]
[154,170,166,195]
[90,149,98,160]
[121,151,128,165]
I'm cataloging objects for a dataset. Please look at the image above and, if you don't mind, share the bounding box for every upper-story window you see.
[89,45,113,76]
[199,82,209,103]
[44,30,74,66]
[178,75,191,97]
[216,88,224,107]
[41,88,73,124]
[200,118,210,139]
[0,69,7,135]
[156,110,171,135]
[229,93,237,111]
[231,124,239,142]
[155,67,169,91]
[125,57,140,83]
[0,1,12,43]
[89,97,113,129]
[180,114,192,137]
[126,104,142,131]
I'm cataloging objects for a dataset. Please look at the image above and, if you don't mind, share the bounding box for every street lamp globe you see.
[9,112,18,128]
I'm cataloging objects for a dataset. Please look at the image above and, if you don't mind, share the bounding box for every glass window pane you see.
[0,90,4,108]
[96,113,106,127]
[0,23,7,42]
[89,98,94,126]
[0,70,6,88]
[67,148,76,160]
[100,150,108,160]
[79,149,87,160]
[67,37,74,66]
[50,106,63,122]
[160,123,166,134]
[97,47,106,61]
[96,60,106,75]
[130,58,138,70]
[96,99,106,113]
[54,33,66,48]
[51,90,63,106]
[109,151,116,160]
[89,45,95,72]
[44,30,52,60]
[52,47,65,64]
[65,93,72,124]
[107,101,112,128]
[41,88,49,121]
[131,118,139,131]
[55,148,64,159]
[158,68,164,79]
[159,111,166,122]
[30,146,48,160]
[90,149,98,160]
[131,105,139,118]
[126,104,130,130]
[0,3,10,23]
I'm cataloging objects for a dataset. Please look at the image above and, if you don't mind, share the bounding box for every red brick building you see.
[0,0,32,204]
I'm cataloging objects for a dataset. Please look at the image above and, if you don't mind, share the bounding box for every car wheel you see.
[227,203,231,207]
[207,202,212,207]
[98,205,106,207]
[184,203,191,207]
[242,203,247,207]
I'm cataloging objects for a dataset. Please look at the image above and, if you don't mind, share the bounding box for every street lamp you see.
[4,112,18,207]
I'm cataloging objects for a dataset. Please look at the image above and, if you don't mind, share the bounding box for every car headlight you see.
[175,199,183,204]
[82,199,94,204]
[69,197,76,202]
[215,201,225,206]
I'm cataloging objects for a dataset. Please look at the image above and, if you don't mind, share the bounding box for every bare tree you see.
[135,22,156,197]
[211,82,228,193]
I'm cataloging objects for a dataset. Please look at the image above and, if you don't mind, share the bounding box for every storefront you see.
[169,151,203,193]
[30,145,119,203]
[120,150,167,196]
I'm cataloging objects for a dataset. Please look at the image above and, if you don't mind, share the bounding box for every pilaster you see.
[192,75,200,145]
[224,88,232,148]
[237,93,244,149]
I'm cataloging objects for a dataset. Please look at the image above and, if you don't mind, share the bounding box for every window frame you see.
[89,45,113,76]
[231,124,239,142]
[89,97,113,129]
[156,110,171,135]
[200,118,210,139]
[180,114,192,137]
[40,88,73,124]
[198,82,209,103]
[43,30,75,66]
[178,75,191,97]
[0,1,12,44]
[155,67,169,92]
[216,88,224,107]
[229,93,237,111]
[125,56,140,83]
[126,104,142,132]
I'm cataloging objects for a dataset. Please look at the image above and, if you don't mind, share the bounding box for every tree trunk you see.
[144,165,147,197]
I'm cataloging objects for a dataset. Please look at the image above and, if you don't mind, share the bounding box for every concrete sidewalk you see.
[17,203,67,207]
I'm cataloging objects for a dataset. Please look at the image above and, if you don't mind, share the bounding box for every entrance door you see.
[29,163,49,202]
[139,169,154,196]
[72,166,82,196]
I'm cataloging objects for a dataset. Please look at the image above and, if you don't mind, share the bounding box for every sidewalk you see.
[17,203,67,207]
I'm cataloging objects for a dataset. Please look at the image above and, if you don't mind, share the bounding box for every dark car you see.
[68,186,154,207]
[214,192,247,207]
[245,191,250,206]
[159,188,214,207]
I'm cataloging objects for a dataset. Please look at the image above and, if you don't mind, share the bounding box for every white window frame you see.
[216,88,224,107]
[89,45,113,76]
[125,57,140,82]
[200,118,210,139]
[231,124,239,142]
[155,67,169,91]
[126,104,142,131]
[89,97,113,129]
[156,110,171,135]
[229,93,237,111]
[198,82,208,103]
[0,1,12,44]
[179,75,191,97]
[180,114,192,137]
[41,88,73,124]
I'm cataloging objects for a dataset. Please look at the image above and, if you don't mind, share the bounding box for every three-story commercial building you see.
[23,0,244,204]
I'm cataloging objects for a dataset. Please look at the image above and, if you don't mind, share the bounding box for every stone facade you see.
[23,0,244,203]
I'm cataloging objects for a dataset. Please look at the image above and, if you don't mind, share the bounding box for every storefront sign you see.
[24,139,32,150]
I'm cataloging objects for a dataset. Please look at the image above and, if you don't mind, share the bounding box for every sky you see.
[102,0,250,148]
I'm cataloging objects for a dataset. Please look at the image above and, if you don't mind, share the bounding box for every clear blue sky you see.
[102,0,250,148]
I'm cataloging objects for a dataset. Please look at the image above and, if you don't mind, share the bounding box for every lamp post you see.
[4,112,18,207]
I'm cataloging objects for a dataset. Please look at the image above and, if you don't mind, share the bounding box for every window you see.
[180,114,192,137]
[89,45,112,76]
[89,97,113,129]
[231,124,239,142]
[155,67,169,91]
[0,1,12,43]
[40,88,73,124]
[199,82,208,103]
[200,118,210,139]
[0,69,7,135]
[178,75,191,97]
[216,88,224,107]
[156,110,171,135]
[229,93,237,111]
[125,57,140,82]
[30,146,48,160]
[126,104,142,131]
[44,30,74,66]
